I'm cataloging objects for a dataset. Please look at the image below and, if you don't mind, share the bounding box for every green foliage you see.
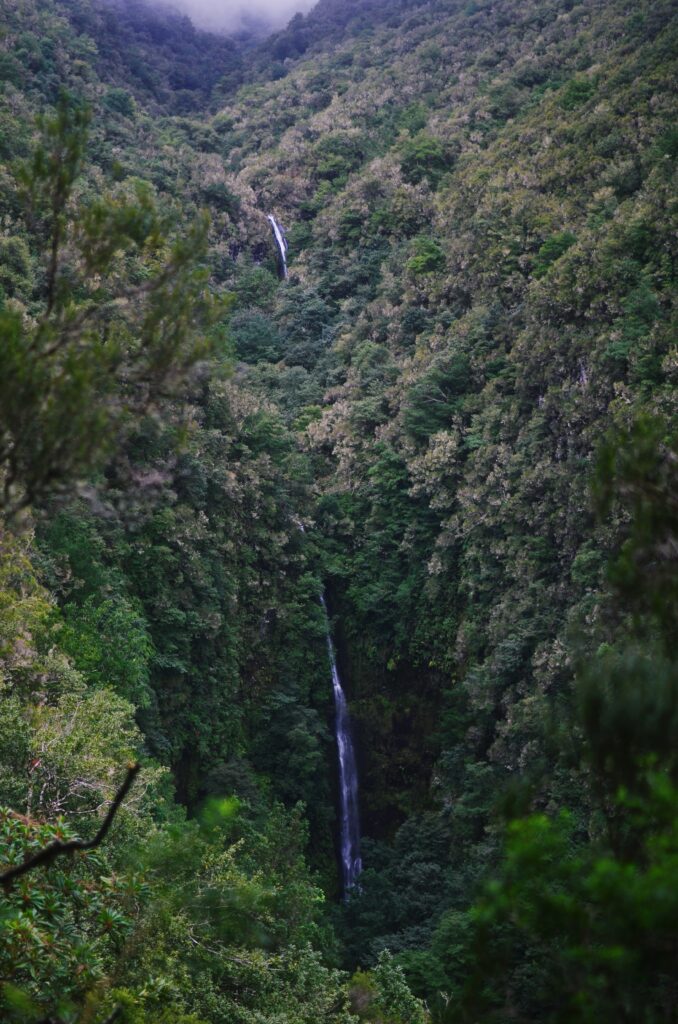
[559,75,597,110]
[0,522,349,1022]
[403,355,472,442]
[230,309,283,363]
[396,104,428,135]
[429,416,678,1020]
[461,783,678,1022]
[103,88,135,118]
[0,811,137,1019]
[233,264,279,308]
[0,237,31,297]
[406,237,446,275]
[0,91,219,515]
[533,230,577,277]
[348,951,426,1024]
[654,126,678,158]
[59,595,154,708]
[200,181,241,218]
[593,416,678,644]
[0,0,676,1019]
[350,952,427,1024]
[400,134,450,188]
[314,133,366,186]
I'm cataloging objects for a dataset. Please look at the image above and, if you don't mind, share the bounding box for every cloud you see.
[163,0,317,32]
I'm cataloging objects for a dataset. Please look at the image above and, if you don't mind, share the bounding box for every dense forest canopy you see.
[0,0,676,1020]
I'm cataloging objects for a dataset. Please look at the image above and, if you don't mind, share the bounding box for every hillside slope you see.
[212,0,678,1006]
[218,0,676,817]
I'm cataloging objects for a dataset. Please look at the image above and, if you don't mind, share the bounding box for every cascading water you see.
[321,595,362,893]
[267,214,289,279]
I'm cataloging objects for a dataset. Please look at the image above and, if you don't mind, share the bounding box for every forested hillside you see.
[0,0,676,1021]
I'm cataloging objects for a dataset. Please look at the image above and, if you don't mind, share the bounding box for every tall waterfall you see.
[321,595,362,892]
[267,214,289,279]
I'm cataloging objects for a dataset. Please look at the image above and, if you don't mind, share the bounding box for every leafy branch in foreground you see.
[0,763,142,1023]
[0,91,224,517]
[433,417,678,1024]
[0,763,140,888]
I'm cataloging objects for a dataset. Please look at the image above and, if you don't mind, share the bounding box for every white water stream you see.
[267,214,289,279]
[321,595,362,892]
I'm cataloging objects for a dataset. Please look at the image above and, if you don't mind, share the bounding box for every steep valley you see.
[0,0,676,1020]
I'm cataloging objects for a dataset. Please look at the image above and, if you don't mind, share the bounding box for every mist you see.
[164,0,318,33]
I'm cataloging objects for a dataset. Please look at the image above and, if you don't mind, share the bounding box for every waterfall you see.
[267,214,289,279]
[321,595,362,893]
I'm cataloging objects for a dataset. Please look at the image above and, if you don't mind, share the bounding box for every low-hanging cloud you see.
[165,0,318,32]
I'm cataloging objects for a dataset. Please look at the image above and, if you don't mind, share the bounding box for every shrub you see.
[533,231,576,277]
[400,133,450,187]
[559,76,596,110]
[103,88,135,118]
[407,236,445,275]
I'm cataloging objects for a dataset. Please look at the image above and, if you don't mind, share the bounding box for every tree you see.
[399,135,451,189]
[439,417,678,1023]
[0,91,220,517]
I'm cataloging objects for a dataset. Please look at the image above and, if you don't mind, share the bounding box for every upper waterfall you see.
[267,214,289,280]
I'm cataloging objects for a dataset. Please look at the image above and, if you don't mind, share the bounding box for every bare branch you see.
[1,764,140,888]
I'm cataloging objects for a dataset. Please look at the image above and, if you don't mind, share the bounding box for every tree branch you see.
[1,764,140,888]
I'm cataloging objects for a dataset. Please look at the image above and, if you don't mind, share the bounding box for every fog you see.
[165,0,318,32]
